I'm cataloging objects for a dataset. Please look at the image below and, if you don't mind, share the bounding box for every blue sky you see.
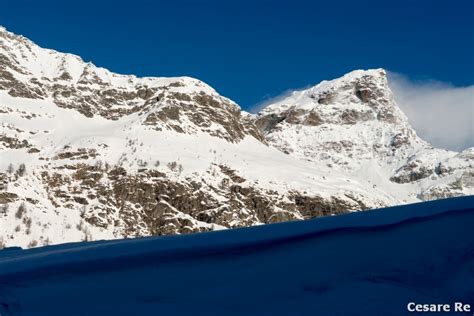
[1,0,473,110]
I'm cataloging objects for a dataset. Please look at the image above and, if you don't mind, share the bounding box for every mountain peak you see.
[253,68,430,172]
[260,68,392,111]
[339,68,387,80]
[315,68,388,90]
[256,68,407,134]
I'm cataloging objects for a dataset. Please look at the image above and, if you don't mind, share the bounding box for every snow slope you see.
[0,196,473,316]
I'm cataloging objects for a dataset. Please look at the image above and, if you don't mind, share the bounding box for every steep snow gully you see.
[0,196,473,316]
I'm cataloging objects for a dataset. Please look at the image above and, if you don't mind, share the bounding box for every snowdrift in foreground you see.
[0,196,473,316]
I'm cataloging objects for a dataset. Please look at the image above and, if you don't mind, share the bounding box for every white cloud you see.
[387,72,474,151]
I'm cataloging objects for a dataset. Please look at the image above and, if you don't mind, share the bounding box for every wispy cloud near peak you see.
[387,71,474,151]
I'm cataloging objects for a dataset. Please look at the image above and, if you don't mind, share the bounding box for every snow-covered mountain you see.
[0,26,472,248]
[255,69,473,201]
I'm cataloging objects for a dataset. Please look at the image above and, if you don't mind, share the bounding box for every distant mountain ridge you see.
[0,26,472,248]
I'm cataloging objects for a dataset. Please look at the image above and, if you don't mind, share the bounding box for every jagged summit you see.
[0,27,472,249]
[257,68,408,129]
[262,68,390,109]
[254,68,425,173]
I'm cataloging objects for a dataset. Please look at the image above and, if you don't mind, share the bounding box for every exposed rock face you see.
[0,26,472,249]
[3,155,379,246]
[143,89,264,143]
